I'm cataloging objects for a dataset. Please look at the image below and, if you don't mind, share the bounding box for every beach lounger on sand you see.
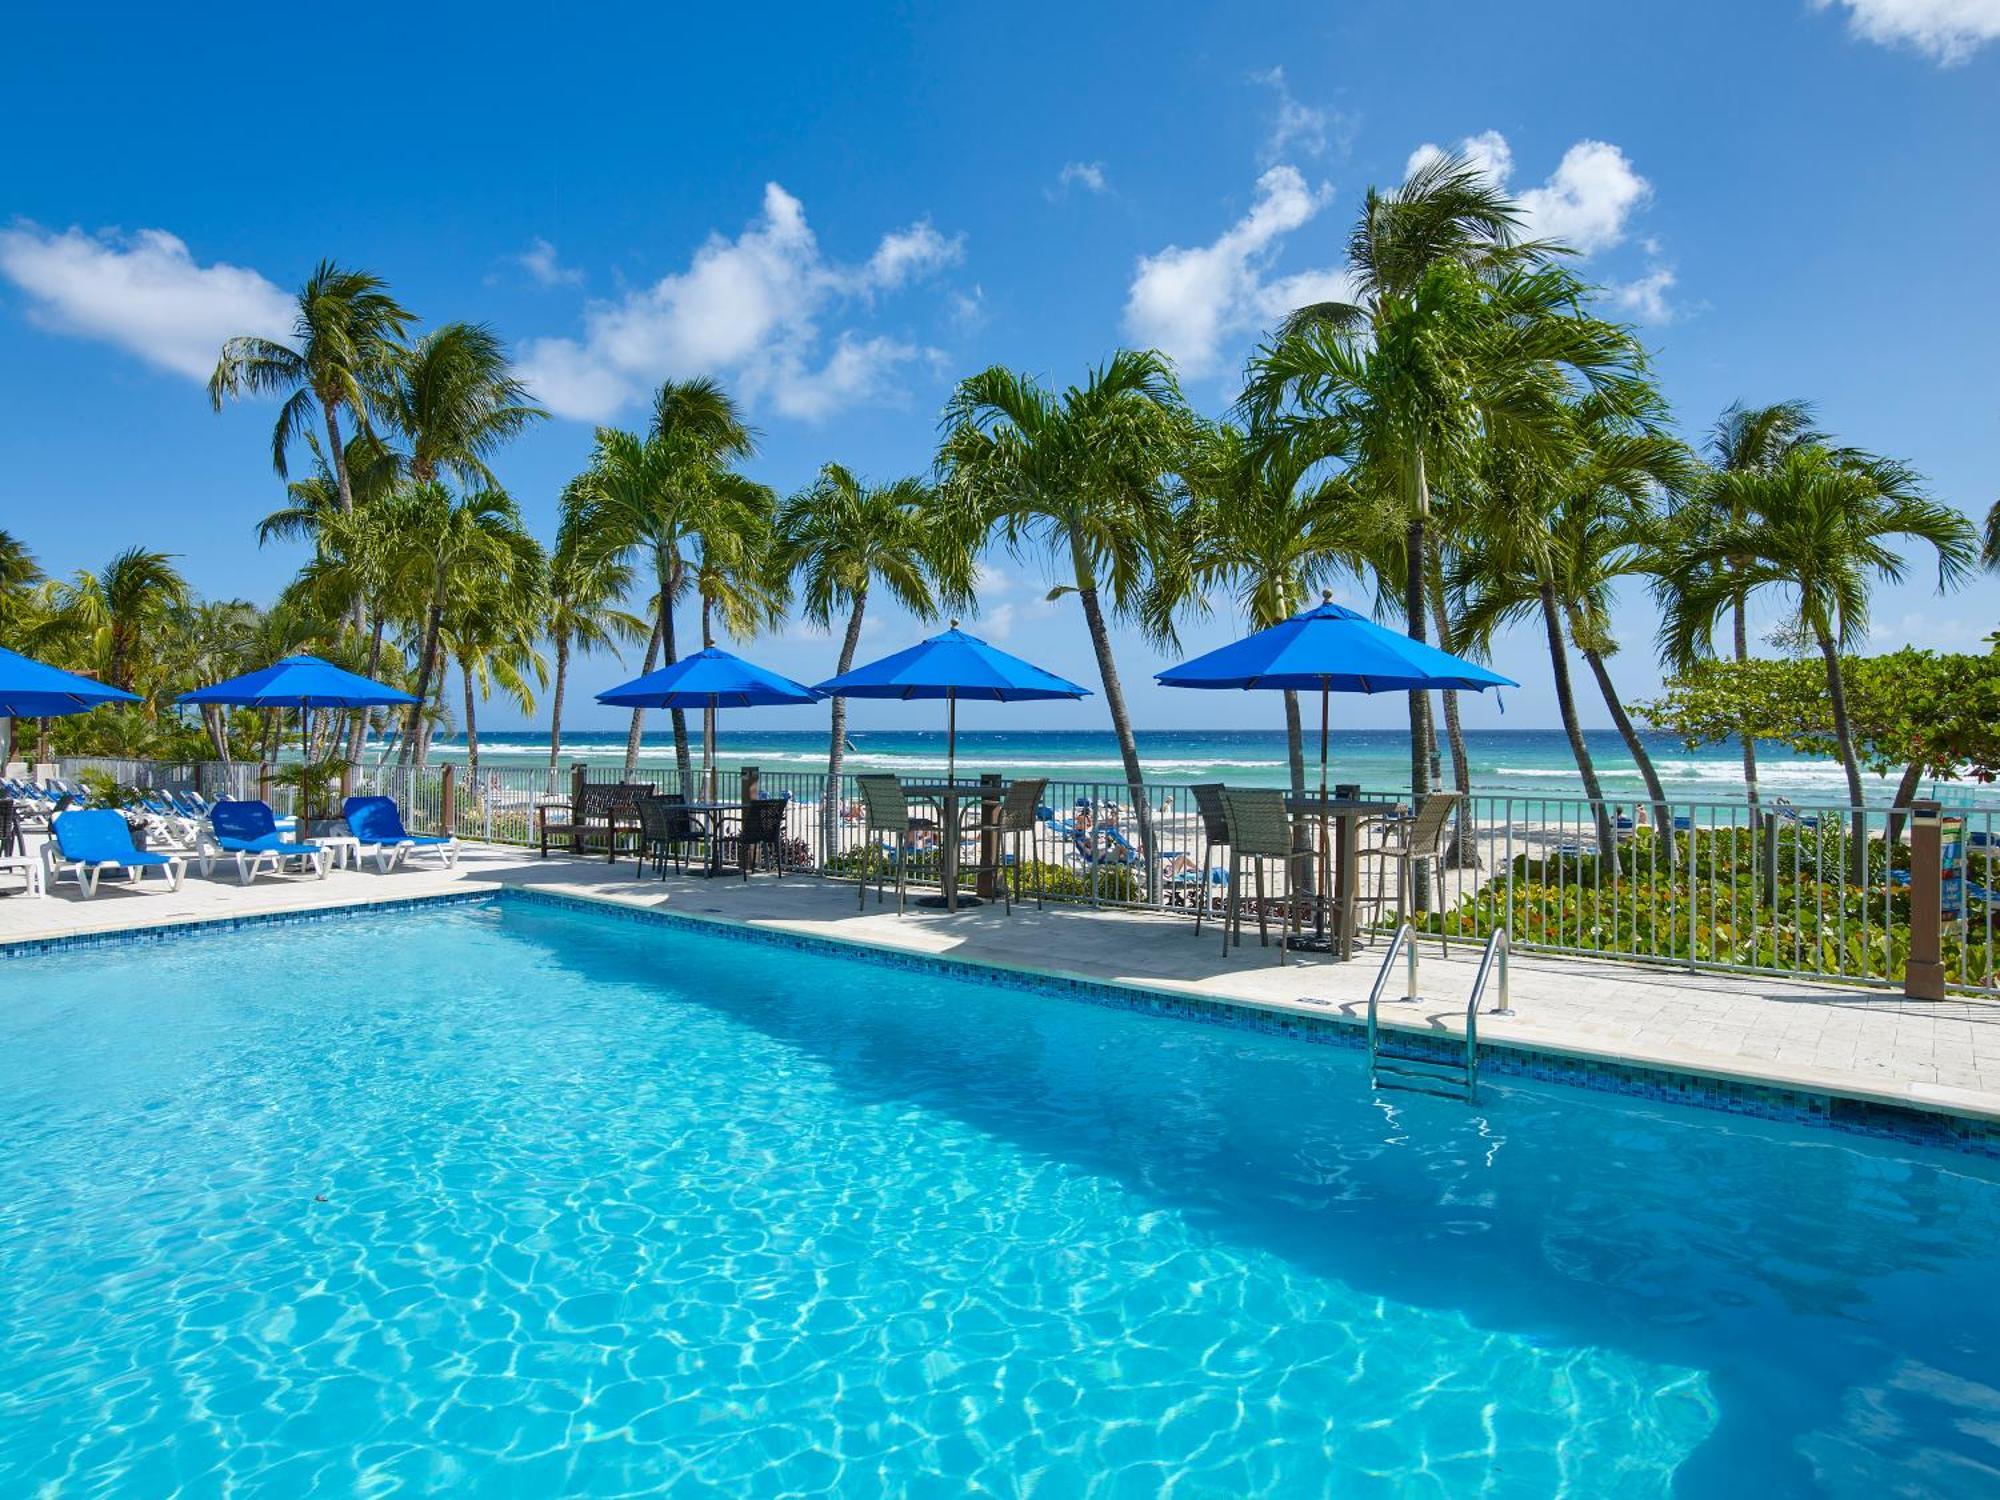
[342,796,460,871]
[199,799,328,884]
[45,809,186,898]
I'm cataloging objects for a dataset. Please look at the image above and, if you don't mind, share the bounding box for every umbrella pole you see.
[946,688,956,784]
[1318,682,1332,942]
[704,696,715,802]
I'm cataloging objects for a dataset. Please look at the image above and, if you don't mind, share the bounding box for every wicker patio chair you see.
[854,774,921,913]
[634,794,702,878]
[1357,791,1460,954]
[1188,782,1231,935]
[1220,787,1313,966]
[961,778,1050,913]
[737,797,790,880]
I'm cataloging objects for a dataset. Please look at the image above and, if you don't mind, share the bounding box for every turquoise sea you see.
[417,727,1996,808]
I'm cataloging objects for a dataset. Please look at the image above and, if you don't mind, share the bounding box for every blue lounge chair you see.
[45,809,186,898]
[343,796,460,871]
[199,799,328,884]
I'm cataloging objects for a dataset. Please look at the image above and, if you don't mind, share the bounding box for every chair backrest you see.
[211,799,279,842]
[343,795,406,843]
[54,808,138,861]
[1404,792,1460,854]
[636,795,679,842]
[1221,788,1293,858]
[855,774,911,834]
[999,778,1048,832]
[578,782,650,819]
[1190,783,1230,844]
[744,798,788,841]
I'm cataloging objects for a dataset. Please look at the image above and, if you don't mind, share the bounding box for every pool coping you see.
[7,881,1998,1158]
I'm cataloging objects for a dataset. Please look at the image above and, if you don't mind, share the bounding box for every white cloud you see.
[1123,165,1347,376]
[516,237,583,287]
[516,183,961,423]
[1051,161,1109,198]
[1251,67,1339,162]
[1611,265,1677,324]
[1405,131,1651,256]
[949,284,987,333]
[0,223,293,380]
[1814,0,2000,63]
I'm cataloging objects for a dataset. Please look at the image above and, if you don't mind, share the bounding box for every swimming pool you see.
[3,897,1997,1496]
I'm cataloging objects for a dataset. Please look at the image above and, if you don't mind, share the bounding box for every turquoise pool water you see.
[3,901,1998,1496]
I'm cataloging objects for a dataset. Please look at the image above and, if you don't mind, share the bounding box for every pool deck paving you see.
[4,839,1999,1127]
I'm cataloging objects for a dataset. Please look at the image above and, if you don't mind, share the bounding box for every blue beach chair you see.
[343,796,460,871]
[198,799,328,885]
[45,809,187,898]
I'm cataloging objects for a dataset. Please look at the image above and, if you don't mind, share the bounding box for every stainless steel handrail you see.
[1365,922,1418,1089]
[1461,926,1513,1102]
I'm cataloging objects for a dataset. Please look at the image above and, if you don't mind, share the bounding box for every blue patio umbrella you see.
[0,646,142,718]
[814,622,1089,783]
[178,655,420,712]
[597,647,820,796]
[1157,593,1516,800]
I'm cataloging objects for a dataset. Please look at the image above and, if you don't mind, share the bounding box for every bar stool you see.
[1220,788,1312,966]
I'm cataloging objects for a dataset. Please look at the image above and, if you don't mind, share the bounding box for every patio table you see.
[899,780,1008,912]
[679,800,747,878]
[1285,796,1403,959]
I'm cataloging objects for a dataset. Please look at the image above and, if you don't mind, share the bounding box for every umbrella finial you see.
[948,618,960,631]
[1322,589,1334,603]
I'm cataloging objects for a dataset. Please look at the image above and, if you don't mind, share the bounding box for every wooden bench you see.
[537,781,651,859]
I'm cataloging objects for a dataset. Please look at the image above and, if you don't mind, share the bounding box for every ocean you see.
[407,727,1995,808]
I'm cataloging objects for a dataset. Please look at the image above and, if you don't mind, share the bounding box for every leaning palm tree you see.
[545,485,646,775]
[37,547,191,692]
[1263,150,1546,816]
[573,378,759,785]
[940,352,1194,882]
[381,322,546,488]
[1152,422,1368,798]
[383,484,542,767]
[1662,445,1975,881]
[776,463,973,854]
[209,261,414,518]
[1667,400,1828,812]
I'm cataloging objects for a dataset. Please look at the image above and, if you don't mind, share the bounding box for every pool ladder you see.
[1366,926,1513,1104]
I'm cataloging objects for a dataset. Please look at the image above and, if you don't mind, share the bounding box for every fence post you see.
[440,764,457,836]
[258,761,273,808]
[1906,800,1945,1000]
[739,765,760,875]
[1760,813,1779,908]
[976,772,1002,899]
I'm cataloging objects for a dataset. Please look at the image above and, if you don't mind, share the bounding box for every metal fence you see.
[43,755,2000,997]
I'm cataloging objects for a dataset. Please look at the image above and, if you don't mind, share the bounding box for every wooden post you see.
[440,763,457,838]
[739,765,760,874]
[1906,800,1945,1000]
[976,773,1003,899]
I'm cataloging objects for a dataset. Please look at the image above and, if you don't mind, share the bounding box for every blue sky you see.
[3,1,1995,736]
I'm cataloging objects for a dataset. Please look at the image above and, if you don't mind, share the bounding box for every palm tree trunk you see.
[1539,582,1620,877]
[1072,553,1155,899]
[547,632,570,777]
[1886,760,1927,849]
[345,611,387,764]
[461,655,480,786]
[623,613,662,780]
[1815,626,1870,885]
[823,591,868,866]
[1733,587,1760,816]
[1582,646,1675,871]
[321,402,368,638]
[1405,449,1434,907]
[416,657,445,769]
[400,590,445,766]
[1428,585,1475,867]
[202,705,230,765]
[664,553,692,793]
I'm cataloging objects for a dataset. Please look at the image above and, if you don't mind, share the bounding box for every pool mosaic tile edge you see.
[5,884,1996,1157]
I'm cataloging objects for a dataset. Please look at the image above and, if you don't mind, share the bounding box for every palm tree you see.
[163,599,260,761]
[545,485,646,776]
[1455,387,1695,866]
[381,322,546,488]
[1982,497,1999,572]
[575,378,759,786]
[38,547,191,692]
[776,463,972,855]
[385,484,541,768]
[940,352,1194,882]
[1259,150,1543,817]
[209,261,414,519]
[1663,446,1975,881]
[1674,400,1827,813]
[443,569,548,786]
[1153,422,1366,798]
[0,529,42,628]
